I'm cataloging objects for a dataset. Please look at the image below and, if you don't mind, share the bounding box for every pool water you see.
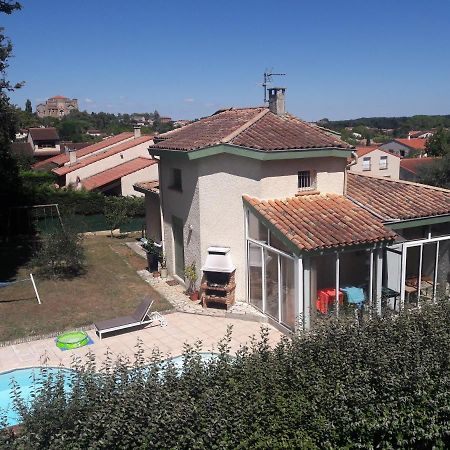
[0,353,219,427]
[0,367,74,427]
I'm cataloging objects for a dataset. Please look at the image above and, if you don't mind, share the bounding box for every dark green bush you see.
[2,303,450,449]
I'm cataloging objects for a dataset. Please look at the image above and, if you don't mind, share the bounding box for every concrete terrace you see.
[0,312,283,373]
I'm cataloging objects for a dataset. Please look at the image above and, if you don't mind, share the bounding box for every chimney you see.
[69,148,77,166]
[268,87,286,115]
[134,125,141,139]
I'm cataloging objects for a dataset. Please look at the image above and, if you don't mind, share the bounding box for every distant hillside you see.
[318,114,450,137]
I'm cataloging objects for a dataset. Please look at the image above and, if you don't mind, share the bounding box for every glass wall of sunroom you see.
[246,210,298,330]
[246,209,382,331]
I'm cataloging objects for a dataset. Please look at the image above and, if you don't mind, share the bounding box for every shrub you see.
[3,302,450,448]
[31,224,85,278]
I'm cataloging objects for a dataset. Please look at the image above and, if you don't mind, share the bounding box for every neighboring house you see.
[408,130,435,139]
[36,95,78,118]
[141,87,450,333]
[86,129,103,137]
[173,120,191,128]
[379,138,427,157]
[400,157,437,182]
[350,146,400,179]
[27,127,61,159]
[159,117,173,124]
[32,131,137,170]
[15,129,28,141]
[49,128,156,196]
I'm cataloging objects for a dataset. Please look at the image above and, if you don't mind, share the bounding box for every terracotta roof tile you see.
[32,132,134,169]
[81,158,156,191]
[394,138,427,151]
[52,135,153,176]
[399,157,437,175]
[153,107,352,152]
[243,193,395,252]
[346,172,450,221]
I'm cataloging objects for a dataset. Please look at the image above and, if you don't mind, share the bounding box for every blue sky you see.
[3,0,450,121]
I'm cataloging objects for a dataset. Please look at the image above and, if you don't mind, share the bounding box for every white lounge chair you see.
[94,298,167,339]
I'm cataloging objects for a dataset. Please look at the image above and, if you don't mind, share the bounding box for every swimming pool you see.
[0,353,219,427]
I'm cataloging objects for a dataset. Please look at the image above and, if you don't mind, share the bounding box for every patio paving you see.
[0,312,283,373]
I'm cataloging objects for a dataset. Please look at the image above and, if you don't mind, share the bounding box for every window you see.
[170,168,182,191]
[362,157,371,171]
[379,155,388,170]
[298,170,315,191]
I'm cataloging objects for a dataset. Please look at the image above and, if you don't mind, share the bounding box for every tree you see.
[31,225,86,278]
[25,98,32,113]
[418,155,450,189]
[104,196,130,237]
[425,128,450,157]
[0,1,23,235]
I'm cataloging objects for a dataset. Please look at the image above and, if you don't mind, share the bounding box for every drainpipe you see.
[344,150,358,195]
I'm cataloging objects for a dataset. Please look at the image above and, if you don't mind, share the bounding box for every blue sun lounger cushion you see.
[341,286,365,306]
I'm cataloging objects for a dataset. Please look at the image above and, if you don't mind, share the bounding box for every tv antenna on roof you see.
[263,69,286,103]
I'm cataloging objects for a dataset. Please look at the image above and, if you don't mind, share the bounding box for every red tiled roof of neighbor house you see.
[28,127,59,141]
[153,107,352,152]
[52,135,153,176]
[133,180,159,194]
[354,146,400,161]
[50,95,68,99]
[346,172,450,221]
[400,157,437,175]
[32,132,134,169]
[394,138,427,151]
[243,193,395,252]
[81,157,157,191]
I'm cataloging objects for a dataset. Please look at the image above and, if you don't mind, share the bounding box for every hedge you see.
[2,301,450,449]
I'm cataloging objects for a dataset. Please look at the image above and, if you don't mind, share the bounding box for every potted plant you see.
[160,253,168,279]
[142,239,161,273]
[184,262,199,301]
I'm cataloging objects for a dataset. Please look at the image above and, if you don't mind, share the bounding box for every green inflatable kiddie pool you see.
[56,331,89,350]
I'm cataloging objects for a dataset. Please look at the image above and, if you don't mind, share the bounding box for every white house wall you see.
[120,163,158,196]
[350,149,400,179]
[198,154,262,299]
[260,157,347,197]
[159,155,201,284]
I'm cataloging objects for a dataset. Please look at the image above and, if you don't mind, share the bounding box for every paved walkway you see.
[0,312,282,372]
[127,241,266,320]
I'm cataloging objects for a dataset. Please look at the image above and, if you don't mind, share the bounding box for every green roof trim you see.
[385,214,450,230]
[150,144,353,161]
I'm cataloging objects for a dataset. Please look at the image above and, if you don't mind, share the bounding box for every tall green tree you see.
[0,1,24,235]
[425,127,450,157]
[24,98,31,113]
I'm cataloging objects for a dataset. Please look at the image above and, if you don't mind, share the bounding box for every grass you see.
[0,235,172,342]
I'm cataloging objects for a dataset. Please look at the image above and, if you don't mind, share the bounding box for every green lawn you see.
[0,235,172,342]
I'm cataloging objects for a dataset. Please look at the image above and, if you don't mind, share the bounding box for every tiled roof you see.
[355,146,400,158]
[10,142,33,157]
[243,193,395,252]
[52,135,153,176]
[29,127,59,141]
[32,132,134,169]
[133,180,159,194]
[81,158,156,191]
[346,172,450,221]
[400,157,436,175]
[394,138,427,151]
[153,107,352,152]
